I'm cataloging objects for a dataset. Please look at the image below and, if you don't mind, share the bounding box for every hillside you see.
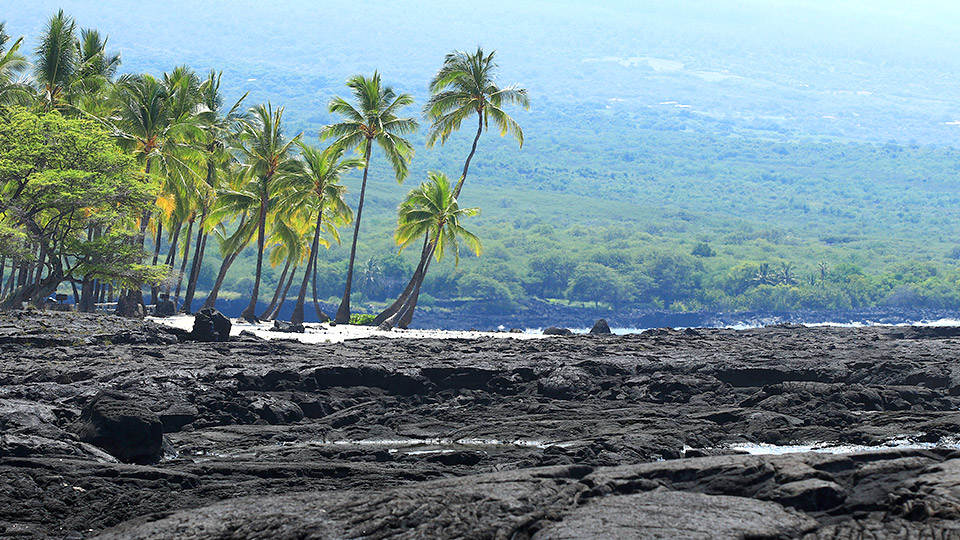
[4,2,960,319]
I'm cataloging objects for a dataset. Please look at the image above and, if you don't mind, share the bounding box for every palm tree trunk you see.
[121,157,154,318]
[292,211,323,325]
[149,219,164,304]
[181,228,207,313]
[382,235,436,330]
[201,249,238,310]
[398,242,436,328]
[267,264,298,320]
[335,139,372,324]
[312,255,328,322]
[172,219,195,306]
[240,193,268,322]
[374,235,430,325]
[164,221,184,267]
[452,112,484,198]
[259,258,291,320]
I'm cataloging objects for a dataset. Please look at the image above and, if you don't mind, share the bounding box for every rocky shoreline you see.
[2,311,960,538]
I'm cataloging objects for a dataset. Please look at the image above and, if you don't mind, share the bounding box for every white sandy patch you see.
[150,314,549,344]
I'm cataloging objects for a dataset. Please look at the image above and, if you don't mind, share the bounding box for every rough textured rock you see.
[71,390,163,464]
[543,326,573,335]
[272,320,305,333]
[589,318,612,334]
[2,311,960,538]
[190,307,231,342]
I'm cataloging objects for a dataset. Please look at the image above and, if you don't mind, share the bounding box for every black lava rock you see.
[589,319,612,334]
[71,390,163,464]
[273,320,305,333]
[543,327,573,336]
[190,308,231,342]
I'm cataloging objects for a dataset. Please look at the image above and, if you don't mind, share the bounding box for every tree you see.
[376,47,527,327]
[232,103,300,322]
[0,107,156,308]
[33,10,78,111]
[108,72,202,315]
[566,262,635,310]
[180,71,248,313]
[0,23,30,105]
[276,142,358,324]
[320,72,417,324]
[379,171,482,329]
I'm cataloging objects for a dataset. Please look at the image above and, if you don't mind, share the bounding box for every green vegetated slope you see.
[6,1,960,313]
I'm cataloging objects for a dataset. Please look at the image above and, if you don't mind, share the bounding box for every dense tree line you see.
[0,11,527,326]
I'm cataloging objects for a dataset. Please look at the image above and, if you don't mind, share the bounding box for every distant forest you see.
[2,4,960,322]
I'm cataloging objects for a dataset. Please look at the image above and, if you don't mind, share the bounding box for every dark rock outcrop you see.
[189,308,231,342]
[71,391,163,464]
[589,318,612,334]
[543,326,573,336]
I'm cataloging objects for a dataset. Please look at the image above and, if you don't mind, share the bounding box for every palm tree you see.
[277,142,359,324]
[233,103,301,322]
[68,28,121,112]
[778,261,797,285]
[108,72,203,314]
[33,10,78,111]
[320,72,418,324]
[380,171,481,329]
[180,71,248,313]
[424,47,529,198]
[377,48,527,325]
[0,23,30,105]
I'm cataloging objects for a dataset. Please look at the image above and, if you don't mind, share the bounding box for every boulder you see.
[190,308,231,342]
[273,320,305,333]
[153,299,176,317]
[543,326,573,336]
[71,390,163,464]
[589,319,612,334]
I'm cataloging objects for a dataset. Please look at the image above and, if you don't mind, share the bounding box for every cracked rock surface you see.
[2,311,960,539]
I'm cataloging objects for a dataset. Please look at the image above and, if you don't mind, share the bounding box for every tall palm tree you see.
[377,48,527,326]
[424,47,529,198]
[0,23,30,105]
[181,71,248,313]
[276,142,359,324]
[320,72,418,323]
[33,10,78,111]
[68,28,121,112]
[108,72,202,315]
[233,103,301,322]
[380,171,481,329]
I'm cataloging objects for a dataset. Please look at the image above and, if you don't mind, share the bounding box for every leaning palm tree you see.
[379,171,482,330]
[320,72,418,323]
[276,142,359,324]
[0,23,31,105]
[377,48,527,326]
[424,47,529,197]
[233,103,301,322]
[180,71,249,313]
[33,10,78,111]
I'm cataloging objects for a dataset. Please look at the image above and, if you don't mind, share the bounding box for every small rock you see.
[589,319,612,334]
[543,327,573,336]
[159,403,199,433]
[272,320,305,333]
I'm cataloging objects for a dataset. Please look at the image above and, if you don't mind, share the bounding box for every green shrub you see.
[349,313,376,325]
